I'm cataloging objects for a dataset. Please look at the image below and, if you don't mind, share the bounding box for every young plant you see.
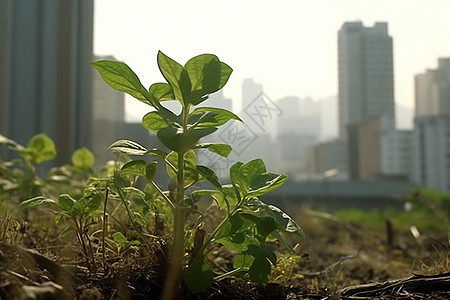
[0,133,57,202]
[91,51,304,297]
[18,147,104,272]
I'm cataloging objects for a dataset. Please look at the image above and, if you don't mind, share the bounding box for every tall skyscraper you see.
[241,78,263,112]
[0,0,94,165]
[412,58,450,192]
[338,22,395,139]
[415,58,450,117]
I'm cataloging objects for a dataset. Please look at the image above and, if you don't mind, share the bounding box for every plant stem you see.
[161,106,189,300]
[149,180,175,209]
[102,188,109,267]
[115,178,146,240]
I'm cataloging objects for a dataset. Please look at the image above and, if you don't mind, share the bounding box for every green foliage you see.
[335,188,450,232]
[0,133,57,202]
[91,51,303,293]
[1,51,303,294]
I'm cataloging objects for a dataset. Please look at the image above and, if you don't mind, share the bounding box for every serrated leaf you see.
[91,60,158,107]
[109,140,148,155]
[19,196,55,209]
[72,147,95,169]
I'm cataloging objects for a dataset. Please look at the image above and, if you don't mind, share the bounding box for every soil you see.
[1,207,450,299]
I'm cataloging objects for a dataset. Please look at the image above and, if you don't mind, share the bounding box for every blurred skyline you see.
[94,0,450,121]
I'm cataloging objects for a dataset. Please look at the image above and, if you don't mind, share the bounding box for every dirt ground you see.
[1,207,450,299]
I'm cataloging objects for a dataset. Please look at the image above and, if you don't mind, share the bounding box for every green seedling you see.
[20,189,103,272]
[19,147,104,272]
[91,51,304,298]
[0,133,57,202]
[112,231,141,254]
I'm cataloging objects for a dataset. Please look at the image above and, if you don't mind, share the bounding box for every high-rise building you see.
[412,116,450,192]
[241,78,263,112]
[412,58,450,192]
[0,0,94,165]
[274,97,320,175]
[415,58,450,117]
[348,116,412,180]
[91,56,125,166]
[338,22,395,139]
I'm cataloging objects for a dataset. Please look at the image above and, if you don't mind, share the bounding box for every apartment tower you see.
[338,21,395,139]
[0,0,94,165]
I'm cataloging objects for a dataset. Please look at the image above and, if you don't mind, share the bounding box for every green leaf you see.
[191,189,216,203]
[189,107,241,128]
[185,54,221,92]
[263,204,305,238]
[241,214,278,243]
[72,194,102,218]
[58,194,76,212]
[247,173,287,198]
[184,254,214,293]
[194,165,221,188]
[184,54,233,105]
[157,51,191,105]
[230,162,244,198]
[149,82,175,101]
[218,62,233,90]
[246,244,276,283]
[142,111,171,133]
[184,54,221,105]
[20,133,56,164]
[193,143,232,158]
[109,140,148,155]
[19,196,55,209]
[147,149,168,160]
[0,134,23,151]
[157,127,217,152]
[90,60,158,107]
[238,159,267,195]
[120,160,147,177]
[145,162,158,181]
[72,147,95,169]
[112,232,127,245]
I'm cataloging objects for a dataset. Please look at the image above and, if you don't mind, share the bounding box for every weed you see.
[91,51,304,297]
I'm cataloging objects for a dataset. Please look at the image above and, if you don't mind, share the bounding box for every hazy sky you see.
[94,0,450,120]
